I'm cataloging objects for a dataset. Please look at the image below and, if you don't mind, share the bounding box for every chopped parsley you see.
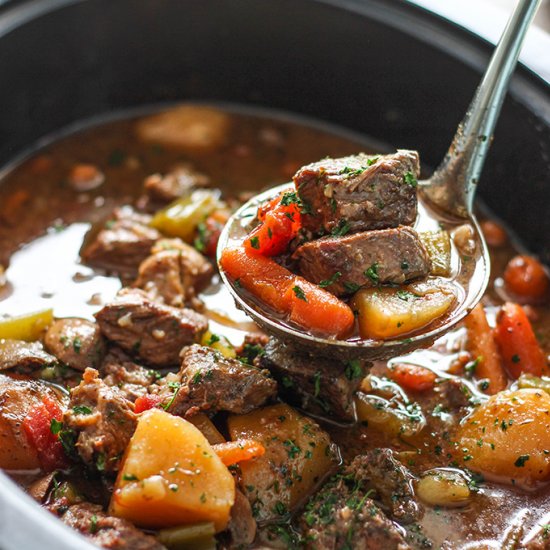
[72,337,82,354]
[280,191,301,206]
[292,285,308,302]
[403,171,418,187]
[248,236,260,249]
[207,333,220,345]
[331,219,351,237]
[90,514,98,534]
[73,405,93,415]
[343,281,361,293]
[364,262,379,284]
[122,473,139,481]
[319,271,342,288]
[344,359,363,381]
[50,418,63,435]
[514,454,530,467]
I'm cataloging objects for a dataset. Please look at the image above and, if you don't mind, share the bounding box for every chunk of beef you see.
[44,318,106,371]
[144,164,210,204]
[134,238,214,309]
[353,449,422,524]
[295,150,420,235]
[293,226,430,296]
[95,289,208,368]
[0,339,57,372]
[227,489,257,547]
[100,348,157,402]
[160,344,277,417]
[80,206,161,277]
[50,502,166,550]
[260,339,366,421]
[63,368,137,473]
[300,455,414,550]
[235,332,270,367]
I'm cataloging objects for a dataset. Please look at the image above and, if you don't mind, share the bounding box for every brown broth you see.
[1,104,549,548]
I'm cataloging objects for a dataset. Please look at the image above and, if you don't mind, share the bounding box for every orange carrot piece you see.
[284,277,355,339]
[494,302,548,379]
[463,304,508,394]
[212,439,265,466]
[219,247,293,312]
[388,364,436,392]
[220,247,355,338]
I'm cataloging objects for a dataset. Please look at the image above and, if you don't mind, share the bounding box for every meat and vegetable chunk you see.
[160,344,277,417]
[63,368,137,473]
[260,339,366,421]
[134,238,214,308]
[95,289,208,367]
[300,454,419,550]
[50,502,166,550]
[44,318,106,371]
[143,164,210,205]
[0,339,57,372]
[100,348,157,402]
[293,226,431,296]
[80,207,161,277]
[295,150,420,235]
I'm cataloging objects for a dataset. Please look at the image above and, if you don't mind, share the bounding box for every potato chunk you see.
[419,230,451,276]
[136,105,230,152]
[228,403,337,522]
[456,389,550,487]
[351,282,455,340]
[110,409,235,531]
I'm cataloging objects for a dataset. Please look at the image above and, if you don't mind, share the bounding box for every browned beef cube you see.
[63,368,137,473]
[260,339,366,421]
[80,206,161,277]
[161,344,277,417]
[144,164,210,204]
[295,150,420,235]
[353,449,422,523]
[134,238,214,308]
[44,318,106,371]
[48,502,166,550]
[293,226,430,296]
[300,454,421,550]
[95,289,208,367]
[100,347,157,402]
[0,339,57,372]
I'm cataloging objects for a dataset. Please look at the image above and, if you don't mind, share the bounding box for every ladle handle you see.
[422,0,542,218]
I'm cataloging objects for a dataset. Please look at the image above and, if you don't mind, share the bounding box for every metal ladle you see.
[217,0,542,361]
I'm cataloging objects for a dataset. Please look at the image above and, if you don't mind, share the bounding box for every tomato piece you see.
[244,191,302,256]
[494,302,548,379]
[134,394,163,414]
[504,255,549,303]
[388,364,437,392]
[22,395,67,471]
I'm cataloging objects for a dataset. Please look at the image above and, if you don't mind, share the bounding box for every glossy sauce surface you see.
[1,105,549,548]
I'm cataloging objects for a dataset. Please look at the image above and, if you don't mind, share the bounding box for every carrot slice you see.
[494,302,548,379]
[220,247,355,338]
[212,439,265,466]
[388,364,436,392]
[220,247,293,312]
[463,304,507,394]
[284,277,355,339]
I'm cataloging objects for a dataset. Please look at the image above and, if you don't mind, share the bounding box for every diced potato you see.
[455,389,550,487]
[200,331,236,359]
[188,413,226,445]
[150,190,223,242]
[416,469,471,508]
[136,105,230,152]
[110,409,235,531]
[351,282,455,340]
[517,374,550,395]
[0,309,53,341]
[227,404,337,522]
[419,230,451,276]
[355,392,425,439]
